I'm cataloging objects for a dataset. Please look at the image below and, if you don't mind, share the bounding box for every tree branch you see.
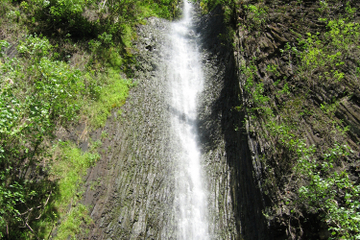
[25,222,40,240]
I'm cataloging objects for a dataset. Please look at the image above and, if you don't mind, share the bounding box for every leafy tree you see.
[0,36,82,238]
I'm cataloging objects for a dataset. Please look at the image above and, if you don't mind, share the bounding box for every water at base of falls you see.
[168,1,209,239]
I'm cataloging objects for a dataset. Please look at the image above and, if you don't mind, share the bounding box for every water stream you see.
[168,1,209,239]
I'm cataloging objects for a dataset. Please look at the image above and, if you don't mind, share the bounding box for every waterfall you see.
[168,1,209,239]
[80,0,270,237]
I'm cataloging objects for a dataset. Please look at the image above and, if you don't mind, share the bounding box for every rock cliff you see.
[80,5,254,239]
[232,0,360,239]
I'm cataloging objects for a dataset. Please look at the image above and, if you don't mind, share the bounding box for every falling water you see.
[168,1,209,239]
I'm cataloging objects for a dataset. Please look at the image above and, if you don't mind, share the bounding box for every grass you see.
[18,141,101,239]
[54,204,92,240]
[32,141,99,239]
[83,68,131,129]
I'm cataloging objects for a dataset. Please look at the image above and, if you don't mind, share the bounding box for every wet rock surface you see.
[79,5,266,239]
[78,2,287,239]
[79,3,271,239]
[196,6,268,240]
[81,18,177,239]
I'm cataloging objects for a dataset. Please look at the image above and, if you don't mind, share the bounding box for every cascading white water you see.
[168,1,209,239]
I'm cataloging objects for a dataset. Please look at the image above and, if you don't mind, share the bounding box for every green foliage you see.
[0,32,128,238]
[326,18,360,52]
[17,34,53,59]
[31,141,99,240]
[253,82,272,115]
[54,204,92,240]
[279,83,290,95]
[0,36,84,238]
[93,0,179,46]
[198,0,232,12]
[320,101,338,115]
[24,0,179,51]
[266,64,280,76]
[241,63,273,117]
[0,41,10,57]
[83,69,130,128]
[296,16,359,85]
[199,0,267,29]
[52,141,99,204]
[30,0,89,18]
[318,0,329,14]
[267,119,360,239]
[235,0,360,238]
[26,0,96,38]
[296,144,360,239]
[0,0,178,238]
[345,2,357,15]
[49,0,87,17]
[97,32,114,47]
[243,3,268,29]
[198,0,239,25]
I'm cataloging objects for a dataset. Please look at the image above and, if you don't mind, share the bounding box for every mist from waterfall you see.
[167,1,209,239]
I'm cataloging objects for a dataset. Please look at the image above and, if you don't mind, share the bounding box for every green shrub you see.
[296,16,359,85]
[296,144,360,239]
[17,34,52,59]
[244,4,268,29]
[267,119,360,239]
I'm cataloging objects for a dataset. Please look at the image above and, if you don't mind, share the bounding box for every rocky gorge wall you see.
[232,0,360,239]
[79,3,269,240]
[196,6,268,240]
[79,1,360,239]
[80,17,177,239]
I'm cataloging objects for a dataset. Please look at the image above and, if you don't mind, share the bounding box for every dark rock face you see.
[196,6,269,240]
[232,0,360,239]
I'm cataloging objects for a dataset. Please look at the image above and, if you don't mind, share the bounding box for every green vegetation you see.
[199,0,268,29]
[267,119,360,239]
[243,3,268,29]
[0,0,179,238]
[197,0,239,25]
[82,69,132,128]
[296,17,359,85]
[241,63,272,116]
[0,35,82,239]
[297,145,360,239]
[32,141,99,240]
